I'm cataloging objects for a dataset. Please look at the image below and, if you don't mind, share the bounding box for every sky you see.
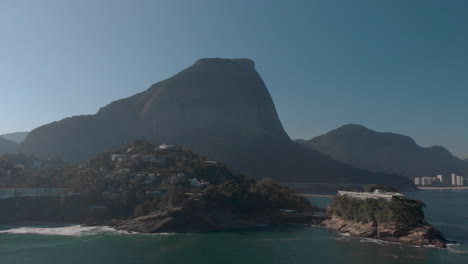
[0,0,467,158]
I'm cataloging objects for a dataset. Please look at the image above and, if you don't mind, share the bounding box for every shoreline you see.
[299,194,335,198]
[418,187,468,190]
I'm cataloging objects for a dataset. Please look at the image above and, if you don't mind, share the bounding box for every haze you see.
[0,0,467,157]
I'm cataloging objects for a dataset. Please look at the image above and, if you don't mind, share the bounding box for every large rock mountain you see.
[0,137,18,154]
[20,58,413,188]
[297,124,468,179]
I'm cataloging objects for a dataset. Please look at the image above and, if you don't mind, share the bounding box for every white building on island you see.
[338,189,404,201]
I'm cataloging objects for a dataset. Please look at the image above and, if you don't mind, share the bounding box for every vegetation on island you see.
[0,140,317,224]
[327,195,426,226]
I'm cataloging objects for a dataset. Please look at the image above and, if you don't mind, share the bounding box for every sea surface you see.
[0,189,467,264]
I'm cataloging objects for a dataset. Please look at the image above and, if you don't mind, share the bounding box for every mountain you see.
[1,132,29,144]
[20,58,413,188]
[464,158,468,163]
[296,124,468,179]
[0,137,18,154]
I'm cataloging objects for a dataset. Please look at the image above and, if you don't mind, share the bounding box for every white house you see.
[338,189,404,201]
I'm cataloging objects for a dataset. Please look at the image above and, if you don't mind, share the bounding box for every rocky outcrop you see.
[297,124,468,179]
[113,199,325,233]
[323,216,446,248]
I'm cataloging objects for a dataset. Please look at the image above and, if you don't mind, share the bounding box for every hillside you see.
[1,132,29,144]
[20,58,413,189]
[0,137,18,155]
[0,141,322,231]
[297,124,468,179]
[0,154,66,188]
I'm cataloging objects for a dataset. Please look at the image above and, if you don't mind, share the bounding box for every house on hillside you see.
[188,178,210,188]
[170,173,185,184]
[111,154,124,162]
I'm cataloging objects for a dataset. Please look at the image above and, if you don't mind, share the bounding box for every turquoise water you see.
[0,190,467,264]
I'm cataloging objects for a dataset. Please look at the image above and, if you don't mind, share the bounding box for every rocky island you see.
[0,142,447,246]
[323,188,447,248]
[0,141,323,232]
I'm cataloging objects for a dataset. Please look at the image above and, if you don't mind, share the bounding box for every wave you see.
[0,225,126,237]
[358,238,389,245]
[447,244,468,254]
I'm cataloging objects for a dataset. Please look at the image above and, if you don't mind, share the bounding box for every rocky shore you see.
[323,216,447,248]
[113,199,326,233]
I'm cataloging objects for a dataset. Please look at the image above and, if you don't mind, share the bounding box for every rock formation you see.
[20,59,413,188]
[324,216,446,248]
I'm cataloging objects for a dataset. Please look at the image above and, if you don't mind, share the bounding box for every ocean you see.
[0,189,467,264]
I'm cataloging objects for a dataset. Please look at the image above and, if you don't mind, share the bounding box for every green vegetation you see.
[203,177,316,214]
[0,140,317,223]
[327,195,426,226]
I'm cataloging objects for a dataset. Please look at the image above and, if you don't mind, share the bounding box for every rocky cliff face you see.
[298,124,468,179]
[20,59,413,187]
[0,137,17,154]
[323,216,446,248]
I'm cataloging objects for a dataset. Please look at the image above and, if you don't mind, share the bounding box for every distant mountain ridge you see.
[1,132,29,144]
[296,124,468,179]
[0,137,18,154]
[20,58,413,188]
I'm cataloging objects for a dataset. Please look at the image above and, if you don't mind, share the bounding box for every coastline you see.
[418,187,468,190]
[323,216,447,248]
[300,194,335,198]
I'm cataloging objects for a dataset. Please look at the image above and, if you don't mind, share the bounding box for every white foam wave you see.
[359,238,389,245]
[447,244,468,254]
[0,225,126,236]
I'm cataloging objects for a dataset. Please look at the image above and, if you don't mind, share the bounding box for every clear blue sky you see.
[1,0,467,158]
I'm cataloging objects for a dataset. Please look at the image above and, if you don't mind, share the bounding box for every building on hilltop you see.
[338,189,405,201]
[159,144,180,150]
